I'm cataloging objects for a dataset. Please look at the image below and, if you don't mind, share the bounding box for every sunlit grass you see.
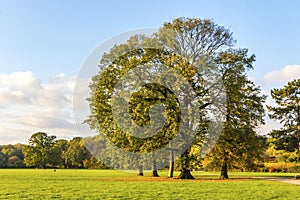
[0,169,299,199]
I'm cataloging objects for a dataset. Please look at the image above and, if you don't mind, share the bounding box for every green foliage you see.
[0,144,25,168]
[158,17,235,56]
[86,47,196,154]
[204,49,266,175]
[286,165,300,173]
[52,139,69,168]
[7,156,24,168]
[0,151,8,167]
[64,137,90,168]
[265,140,300,163]
[267,79,300,152]
[83,156,107,169]
[23,133,91,169]
[263,162,300,173]
[23,132,57,168]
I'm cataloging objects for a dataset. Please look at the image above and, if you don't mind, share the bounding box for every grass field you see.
[0,169,299,199]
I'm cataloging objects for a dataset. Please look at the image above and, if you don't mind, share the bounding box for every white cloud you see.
[0,71,81,144]
[257,116,282,135]
[0,71,42,107]
[52,73,65,81]
[256,64,300,135]
[263,65,300,84]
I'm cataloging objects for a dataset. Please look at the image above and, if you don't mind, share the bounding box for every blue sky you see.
[1,0,300,144]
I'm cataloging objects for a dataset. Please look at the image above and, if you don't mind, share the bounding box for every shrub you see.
[264,162,300,173]
[287,165,300,173]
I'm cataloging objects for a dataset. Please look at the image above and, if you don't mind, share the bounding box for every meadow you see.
[0,169,299,199]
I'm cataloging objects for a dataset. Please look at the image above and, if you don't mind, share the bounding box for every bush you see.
[264,162,300,173]
[7,156,25,168]
[82,157,108,169]
[258,167,269,172]
[269,167,281,173]
[286,165,300,173]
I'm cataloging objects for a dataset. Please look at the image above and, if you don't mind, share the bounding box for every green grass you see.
[0,169,299,199]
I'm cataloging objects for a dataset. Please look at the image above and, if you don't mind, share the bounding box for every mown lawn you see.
[0,169,299,199]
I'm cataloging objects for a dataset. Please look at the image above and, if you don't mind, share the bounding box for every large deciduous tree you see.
[267,79,300,152]
[23,132,56,168]
[86,17,264,179]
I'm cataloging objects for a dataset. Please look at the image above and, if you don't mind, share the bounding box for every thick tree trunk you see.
[220,159,229,179]
[177,149,194,179]
[168,150,175,178]
[151,159,159,177]
[178,168,195,179]
[137,165,144,176]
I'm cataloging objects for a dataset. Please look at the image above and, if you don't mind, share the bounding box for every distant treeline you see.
[0,132,106,169]
[0,143,25,168]
[1,131,300,174]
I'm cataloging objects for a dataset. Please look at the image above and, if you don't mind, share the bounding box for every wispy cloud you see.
[0,71,77,144]
[257,64,300,134]
[263,65,300,84]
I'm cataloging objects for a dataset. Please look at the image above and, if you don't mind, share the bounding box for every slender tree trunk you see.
[168,149,174,178]
[137,165,143,176]
[297,101,300,152]
[151,159,159,177]
[220,158,229,179]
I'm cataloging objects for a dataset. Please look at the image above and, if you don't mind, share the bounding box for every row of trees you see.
[0,132,105,169]
[0,143,25,168]
[23,132,90,169]
[1,111,298,171]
